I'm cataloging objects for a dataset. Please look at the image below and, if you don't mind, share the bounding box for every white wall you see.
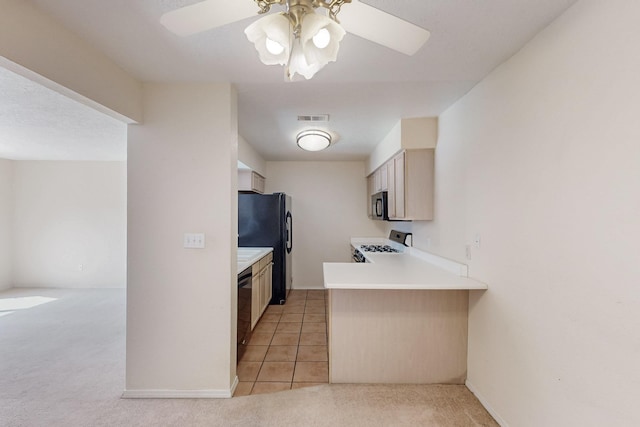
[266,161,385,289]
[368,122,401,174]
[10,161,126,288]
[399,0,640,425]
[238,135,266,177]
[0,159,12,290]
[126,83,238,397]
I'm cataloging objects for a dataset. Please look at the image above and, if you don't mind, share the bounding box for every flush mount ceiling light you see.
[297,129,332,151]
[160,0,431,81]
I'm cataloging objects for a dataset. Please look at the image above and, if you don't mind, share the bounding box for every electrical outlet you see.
[474,233,481,248]
[184,233,206,249]
[465,244,472,260]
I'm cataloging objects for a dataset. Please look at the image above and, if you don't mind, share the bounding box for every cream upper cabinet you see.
[366,174,373,217]
[373,169,381,193]
[391,152,406,219]
[369,164,389,195]
[386,157,396,218]
[238,170,265,194]
[387,149,434,221]
[378,163,388,191]
[368,174,376,196]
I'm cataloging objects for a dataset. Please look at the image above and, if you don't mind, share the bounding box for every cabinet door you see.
[260,254,273,314]
[265,262,273,307]
[251,269,260,329]
[251,172,265,194]
[393,152,406,219]
[259,269,267,315]
[379,163,388,191]
[367,174,374,216]
[238,170,251,192]
[386,159,396,218]
[367,174,374,196]
[259,267,271,314]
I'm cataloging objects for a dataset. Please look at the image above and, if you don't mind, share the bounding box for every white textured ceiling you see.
[3,0,579,161]
[0,67,126,161]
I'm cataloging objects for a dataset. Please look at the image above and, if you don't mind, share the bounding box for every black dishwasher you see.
[237,267,252,361]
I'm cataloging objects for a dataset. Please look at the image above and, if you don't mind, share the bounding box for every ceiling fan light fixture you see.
[161,0,432,79]
[244,13,291,66]
[287,38,324,80]
[301,13,345,69]
[242,1,348,80]
[297,129,332,151]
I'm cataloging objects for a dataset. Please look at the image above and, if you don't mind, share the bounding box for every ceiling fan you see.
[160,0,430,80]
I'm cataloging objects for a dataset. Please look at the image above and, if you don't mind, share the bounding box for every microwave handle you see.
[375,199,382,217]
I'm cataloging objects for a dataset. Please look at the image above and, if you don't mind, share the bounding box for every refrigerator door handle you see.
[285,211,293,254]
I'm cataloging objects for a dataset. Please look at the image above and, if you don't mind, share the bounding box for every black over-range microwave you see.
[370,191,389,220]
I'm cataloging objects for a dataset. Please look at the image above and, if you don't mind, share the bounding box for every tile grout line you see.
[292,293,305,388]
[238,290,328,396]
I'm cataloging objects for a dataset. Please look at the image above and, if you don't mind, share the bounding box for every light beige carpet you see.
[0,288,498,427]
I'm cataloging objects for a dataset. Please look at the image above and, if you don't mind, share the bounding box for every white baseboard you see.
[122,376,238,399]
[230,375,239,396]
[465,380,508,427]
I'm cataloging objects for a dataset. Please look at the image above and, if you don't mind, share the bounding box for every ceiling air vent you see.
[297,114,330,122]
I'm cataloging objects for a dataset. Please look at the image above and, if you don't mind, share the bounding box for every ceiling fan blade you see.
[160,0,259,37]
[337,0,430,56]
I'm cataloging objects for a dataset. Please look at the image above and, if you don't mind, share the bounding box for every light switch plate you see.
[184,233,205,249]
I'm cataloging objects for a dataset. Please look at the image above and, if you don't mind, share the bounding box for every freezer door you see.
[238,193,291,303]
[238,193,282,246]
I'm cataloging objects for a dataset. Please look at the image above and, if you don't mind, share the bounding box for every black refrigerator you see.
[238,192,292,304]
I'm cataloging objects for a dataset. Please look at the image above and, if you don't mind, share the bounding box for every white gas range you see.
[351,230,413,263]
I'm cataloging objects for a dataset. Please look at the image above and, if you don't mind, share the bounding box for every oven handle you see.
[352,249,365,263]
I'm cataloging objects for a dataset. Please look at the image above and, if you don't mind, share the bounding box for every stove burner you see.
[360,244,399,253]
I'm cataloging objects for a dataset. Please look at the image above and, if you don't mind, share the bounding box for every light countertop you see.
[237,247,273,274]
[324,239,487,290]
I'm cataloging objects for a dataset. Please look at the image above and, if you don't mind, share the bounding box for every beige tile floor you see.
[235,289,328,396]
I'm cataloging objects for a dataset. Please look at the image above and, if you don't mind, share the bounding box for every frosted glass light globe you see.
[300,13,345,75]
[312,28,331,49]
[296,130,332,151]
[266,37,285,55]
[244,14,290,66]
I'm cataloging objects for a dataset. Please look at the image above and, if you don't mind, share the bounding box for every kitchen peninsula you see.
[323,242,487,384]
